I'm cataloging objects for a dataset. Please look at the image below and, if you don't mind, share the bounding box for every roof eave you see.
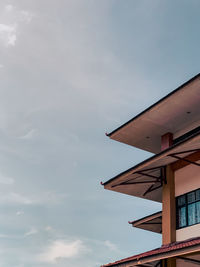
[137,243,200,265]
[129,211,162,225]
[107,73,200,138]
[102,130,200,186]
[101,238,200,267]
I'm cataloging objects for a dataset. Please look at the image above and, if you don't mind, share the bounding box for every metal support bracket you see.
[168,149,200,167]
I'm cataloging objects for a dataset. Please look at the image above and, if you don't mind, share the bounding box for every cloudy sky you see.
[0,0,200,266]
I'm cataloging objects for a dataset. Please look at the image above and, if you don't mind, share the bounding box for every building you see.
[101,74,200,267]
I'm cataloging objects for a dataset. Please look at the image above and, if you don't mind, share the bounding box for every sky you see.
[0,0,200,266]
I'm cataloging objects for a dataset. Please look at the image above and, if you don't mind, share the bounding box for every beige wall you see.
[175,162,200,241]
[175,162,200,197]
[177,258,199,267]
[176,224,200,242]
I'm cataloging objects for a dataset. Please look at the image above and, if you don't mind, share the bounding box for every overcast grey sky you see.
[0,1,200,266]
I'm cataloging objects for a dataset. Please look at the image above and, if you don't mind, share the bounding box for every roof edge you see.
[128,211,162,225]
[102,129,200,186]
[101,236,200,267]
[107,73,200,137]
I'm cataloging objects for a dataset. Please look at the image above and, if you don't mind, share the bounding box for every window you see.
[176,189,200,229]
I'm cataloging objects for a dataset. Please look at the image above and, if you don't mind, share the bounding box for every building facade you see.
[101,74,200,267]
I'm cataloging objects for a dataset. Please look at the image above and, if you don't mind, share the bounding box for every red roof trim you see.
[101,237,200,266]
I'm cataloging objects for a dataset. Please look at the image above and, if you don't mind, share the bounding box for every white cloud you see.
[0,23,17,46]
[20,10,33,23]
[5,4,14,13]
[37,191,68,205]
[0,172,14,185]
[104,240,118,251]
[38,239,86,263]
[24,227,38,237]
[0,4,33,47]
[0,191,68,206]
[45,226,53,232]
[16,210,24,216]
[0,192,32,205]
[0,233,18,239]
[19,129,38,139]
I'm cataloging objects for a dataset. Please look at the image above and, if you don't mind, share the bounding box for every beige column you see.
[162,165,176,245]
[161,132,173,151]
[163,258,176,267]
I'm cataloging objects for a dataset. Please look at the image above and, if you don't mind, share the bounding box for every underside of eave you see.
[130,211,162,234]
[102,132,200,202]
[107,73,200,138]
[107,73,200,154]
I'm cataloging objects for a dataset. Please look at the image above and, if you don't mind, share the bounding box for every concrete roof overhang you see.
[107,73,200,154]
[129,211,162,234]
[102,131,200,202]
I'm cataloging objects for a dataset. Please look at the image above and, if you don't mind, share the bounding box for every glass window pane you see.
[196,201,200,223]
[196,190,200,201]
[178,207,186,228]
[188,203,196,225]
[177,189,200,229]
[178,195,186,206]
[187,192,196,203]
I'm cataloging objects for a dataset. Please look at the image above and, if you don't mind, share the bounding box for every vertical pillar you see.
[161,133,176,266]
[162,165,176,245]
[161,132,173,151]
[162,258,176,267]
[162,259,167,267]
